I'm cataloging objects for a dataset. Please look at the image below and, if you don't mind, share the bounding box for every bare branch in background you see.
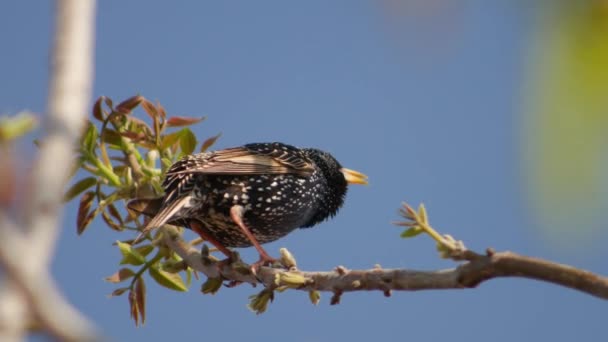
[0,0,100,341]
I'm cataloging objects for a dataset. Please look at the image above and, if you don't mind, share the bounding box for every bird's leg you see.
[230,205,277,268]
[189,220,246,287]
[189,220,235,259]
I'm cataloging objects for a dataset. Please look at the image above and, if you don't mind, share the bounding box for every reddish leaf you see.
[105,268,136,283]
[76,192,95,235]
[135,277,146,326]
[103,97,114,110]
[166,116,206,127]
[77,211,96,235]
[107,203,124,225]
[102,210,123,231]
[141,99,158,120]
[149,267,188,292]
[200,133,221,153]
[129,289,139,326]
[158,103,167,119]
[92,97,105,121]
[108,287,129,297]
[116,95,144,114]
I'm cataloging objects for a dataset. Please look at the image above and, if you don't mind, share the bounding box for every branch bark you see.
[163,232,608,300]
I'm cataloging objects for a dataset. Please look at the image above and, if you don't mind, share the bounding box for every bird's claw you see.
[250,254,280,274]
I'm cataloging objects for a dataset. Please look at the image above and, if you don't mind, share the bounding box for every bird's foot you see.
[250,253,280,274]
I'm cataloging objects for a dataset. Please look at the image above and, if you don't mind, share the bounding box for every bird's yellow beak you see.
[340,168,368,185]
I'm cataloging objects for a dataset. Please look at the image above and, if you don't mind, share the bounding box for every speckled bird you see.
[129,142,367,265]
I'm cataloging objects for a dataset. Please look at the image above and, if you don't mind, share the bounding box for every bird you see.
[128,142,367,266]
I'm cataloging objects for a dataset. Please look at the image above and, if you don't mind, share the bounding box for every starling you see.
[129,142,367,266]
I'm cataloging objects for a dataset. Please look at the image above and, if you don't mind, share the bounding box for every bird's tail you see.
[130,195,191,244]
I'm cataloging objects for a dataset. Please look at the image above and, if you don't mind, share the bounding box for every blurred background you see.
[1,1,607,341]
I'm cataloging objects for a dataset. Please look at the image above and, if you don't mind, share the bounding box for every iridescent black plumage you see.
[130,142,367,262]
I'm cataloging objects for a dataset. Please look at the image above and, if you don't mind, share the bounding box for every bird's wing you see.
[165,143,316,178]
[130,143,316,243]
[130,195,192,243]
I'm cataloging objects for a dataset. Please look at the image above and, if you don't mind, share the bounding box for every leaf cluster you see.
[66,95,219,325]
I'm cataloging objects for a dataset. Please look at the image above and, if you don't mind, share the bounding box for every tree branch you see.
[163,231,608,301]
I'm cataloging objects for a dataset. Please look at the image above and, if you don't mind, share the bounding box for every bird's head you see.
[301,148,368,227]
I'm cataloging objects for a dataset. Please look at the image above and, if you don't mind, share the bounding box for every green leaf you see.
[400,227,423,238]
[179,128,196,155]
[82,121,98,153]
[148,266,188,291]
[0,111,38,142]
[135,244,155,258]
[248,289,274,315]
[161,157,174,169]
[201,277,223,295]
[160,129,183,150]
[185,269,192,287]
[418,203,428,224]
[64,177,97,202]
[308,290,321,305]
[100,128,123,149]
[117,241,146,265]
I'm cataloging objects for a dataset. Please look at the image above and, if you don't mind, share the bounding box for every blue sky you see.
[2,1,606,341]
